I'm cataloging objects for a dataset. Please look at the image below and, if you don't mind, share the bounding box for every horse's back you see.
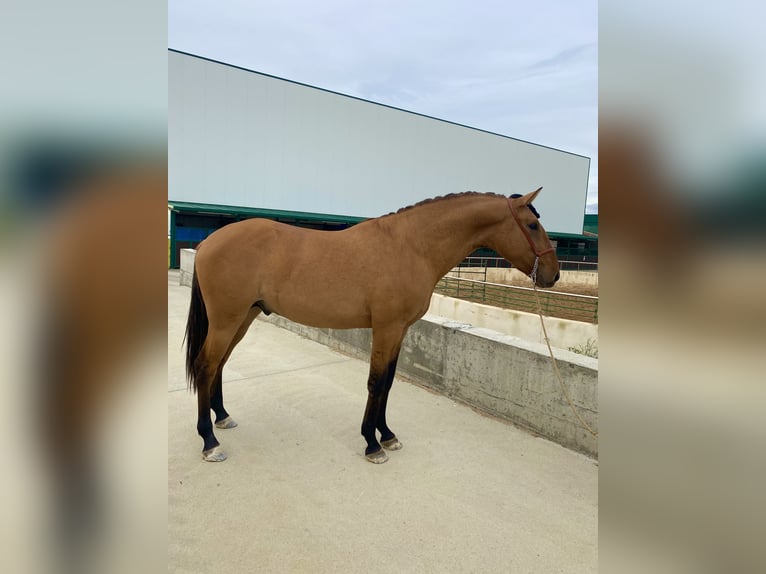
[194,217,432,329]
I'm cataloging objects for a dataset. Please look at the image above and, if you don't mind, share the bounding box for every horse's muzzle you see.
[536,270,560,289]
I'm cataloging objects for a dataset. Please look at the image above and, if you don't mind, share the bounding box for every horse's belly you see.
[282,310,371,330]
[269,291,372,330]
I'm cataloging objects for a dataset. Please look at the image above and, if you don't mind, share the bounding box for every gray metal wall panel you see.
[169,51,589,234]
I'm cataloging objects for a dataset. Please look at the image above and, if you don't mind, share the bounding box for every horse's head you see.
[492,187,560,288]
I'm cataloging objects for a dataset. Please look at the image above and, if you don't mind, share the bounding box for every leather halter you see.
[507,197,555,258]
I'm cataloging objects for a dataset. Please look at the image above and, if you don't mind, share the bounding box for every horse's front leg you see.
[376,354,403,452]
[361,327,405,463]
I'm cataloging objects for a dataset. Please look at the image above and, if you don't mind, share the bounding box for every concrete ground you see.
[168,271,597,573]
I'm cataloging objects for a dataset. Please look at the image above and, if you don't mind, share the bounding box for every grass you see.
[567,338,599,358]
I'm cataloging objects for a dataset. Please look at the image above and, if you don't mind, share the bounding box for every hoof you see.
[381,437,403,451]
[202,446,227,462]
[215,416,238,429]
[365,449,389,464]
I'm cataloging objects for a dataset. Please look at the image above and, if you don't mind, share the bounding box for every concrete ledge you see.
[179,248,195,287]
[261,313,598,457]
[428,292,598,351]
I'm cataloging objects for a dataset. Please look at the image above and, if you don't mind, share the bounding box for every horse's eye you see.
[528,222,539,231]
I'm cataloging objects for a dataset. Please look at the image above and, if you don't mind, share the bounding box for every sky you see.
[169,0,598,213]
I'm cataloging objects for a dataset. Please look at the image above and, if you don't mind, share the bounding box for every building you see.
[169,49,596,268]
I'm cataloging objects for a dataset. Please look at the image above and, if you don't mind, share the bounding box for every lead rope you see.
[530,257,599,438]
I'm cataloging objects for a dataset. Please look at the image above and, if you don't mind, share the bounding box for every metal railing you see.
[558,260,599,272]
[457,256,511,269]
[457,257,598,272]
[435,275,599,324]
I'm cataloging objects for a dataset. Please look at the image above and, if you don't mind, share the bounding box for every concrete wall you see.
[428,292,598,350]
[261,313,598,457]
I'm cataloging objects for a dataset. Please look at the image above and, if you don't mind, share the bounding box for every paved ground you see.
[168,270,597,573]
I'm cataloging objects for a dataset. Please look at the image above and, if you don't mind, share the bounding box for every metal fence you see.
[435,275,599,324]
[457,257,598,273]
[558,260,599,273]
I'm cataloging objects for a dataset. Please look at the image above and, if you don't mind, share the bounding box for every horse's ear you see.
[517,187,542,206]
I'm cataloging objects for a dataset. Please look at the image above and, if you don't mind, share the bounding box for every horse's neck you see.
[392,196,505,282]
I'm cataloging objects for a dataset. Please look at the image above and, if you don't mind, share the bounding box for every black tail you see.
[184,270,208,393]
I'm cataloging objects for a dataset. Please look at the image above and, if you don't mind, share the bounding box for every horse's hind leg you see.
[210,370,236,429]
[210,308,261,430]
[195,320,247,462]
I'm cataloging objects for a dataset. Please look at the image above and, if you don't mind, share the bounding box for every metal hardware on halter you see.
[530,256,540,285]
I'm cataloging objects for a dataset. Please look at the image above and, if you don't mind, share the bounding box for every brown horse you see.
[185,188,559,463]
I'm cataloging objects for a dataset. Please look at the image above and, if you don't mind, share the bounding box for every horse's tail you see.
[184,268,208,393]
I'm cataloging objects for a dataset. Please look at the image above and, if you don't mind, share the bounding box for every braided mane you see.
[383,191,507,217]
[383,191,541,218]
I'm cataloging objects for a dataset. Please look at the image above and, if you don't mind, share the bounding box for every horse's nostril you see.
[554,271,560,282]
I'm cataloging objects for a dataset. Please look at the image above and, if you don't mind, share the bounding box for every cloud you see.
[169,0,598,206]
[529,42,597,72]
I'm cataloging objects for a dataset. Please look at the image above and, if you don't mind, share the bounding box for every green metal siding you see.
[167,201,598,269]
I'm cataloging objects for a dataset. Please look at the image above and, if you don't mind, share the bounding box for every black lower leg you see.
[376,357,399,442]
[197,418,219,452]
[197,387,219,453]
[361,404,383,455]
[361,426,380,455]
[361,373,386,455]
[210,370,230,423]
[376,406,395,443]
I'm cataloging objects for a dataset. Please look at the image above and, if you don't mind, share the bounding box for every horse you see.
[185,188,559,463]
